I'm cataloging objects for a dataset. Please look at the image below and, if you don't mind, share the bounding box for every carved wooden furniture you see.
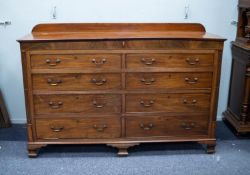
[18,23,225,157]
[223,0,250,134]
[0,90,11,128]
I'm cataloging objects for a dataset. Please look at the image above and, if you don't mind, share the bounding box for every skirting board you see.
[11,119,27,124]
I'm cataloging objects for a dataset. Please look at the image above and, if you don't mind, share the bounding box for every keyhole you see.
[75,75,81,79]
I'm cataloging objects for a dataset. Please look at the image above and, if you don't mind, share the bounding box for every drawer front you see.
[31,54,122,69]
[126,94,210,113]
[36,117,121,139]
[123,40,223,50]
[126,73,212,89]
[126,115,208,138]
[22,40,223,50]
[32,73,121,91]
[126,53,213,68]
[34,94,121,114]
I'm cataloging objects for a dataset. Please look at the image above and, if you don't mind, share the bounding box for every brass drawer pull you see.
[141,58,155,65]
[183,99,197,105]
[92,58,106,65]
[185,77,199,84]
[186,58,199,65]
[140,100,154,107]
[47,78,62,86]
[181,122,196,130]
[48,101,63,109]
[140,123,154,130]
[141,78,155,85]
[50,126,64,132]
[91,78,107,86]
[93,124,107,132]
[46,58,61,66]
[92,100,105,108]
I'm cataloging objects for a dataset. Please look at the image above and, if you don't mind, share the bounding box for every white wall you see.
[0,0,238,123]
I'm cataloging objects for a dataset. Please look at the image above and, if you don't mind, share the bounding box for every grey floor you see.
[0,122,250,175]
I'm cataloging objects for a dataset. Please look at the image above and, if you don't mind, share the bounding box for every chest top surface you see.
[18,23,225,42]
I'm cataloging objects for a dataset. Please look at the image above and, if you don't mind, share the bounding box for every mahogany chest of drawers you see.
[18,23,225,157]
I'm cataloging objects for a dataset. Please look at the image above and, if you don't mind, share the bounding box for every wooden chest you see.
[223,0,250,134]
[223,44,250,134]
[18,23,225,157]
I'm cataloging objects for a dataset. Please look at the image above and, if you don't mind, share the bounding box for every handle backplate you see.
[48,101,63,109]
[140,100,155,107]
[91,78,107,86]
[46,58,61,66]
[50,126,64,132]
[140,123,154,130]
[141,77,155,85]
[186,58,199,65]
[92,58,106,66]
[92,100,105,108]
[181,122,196,130]
[185,77,199,84]
[183,99,197,105]
[141,58,156,65]
[47,78,62,86]
[93,124,107,132]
